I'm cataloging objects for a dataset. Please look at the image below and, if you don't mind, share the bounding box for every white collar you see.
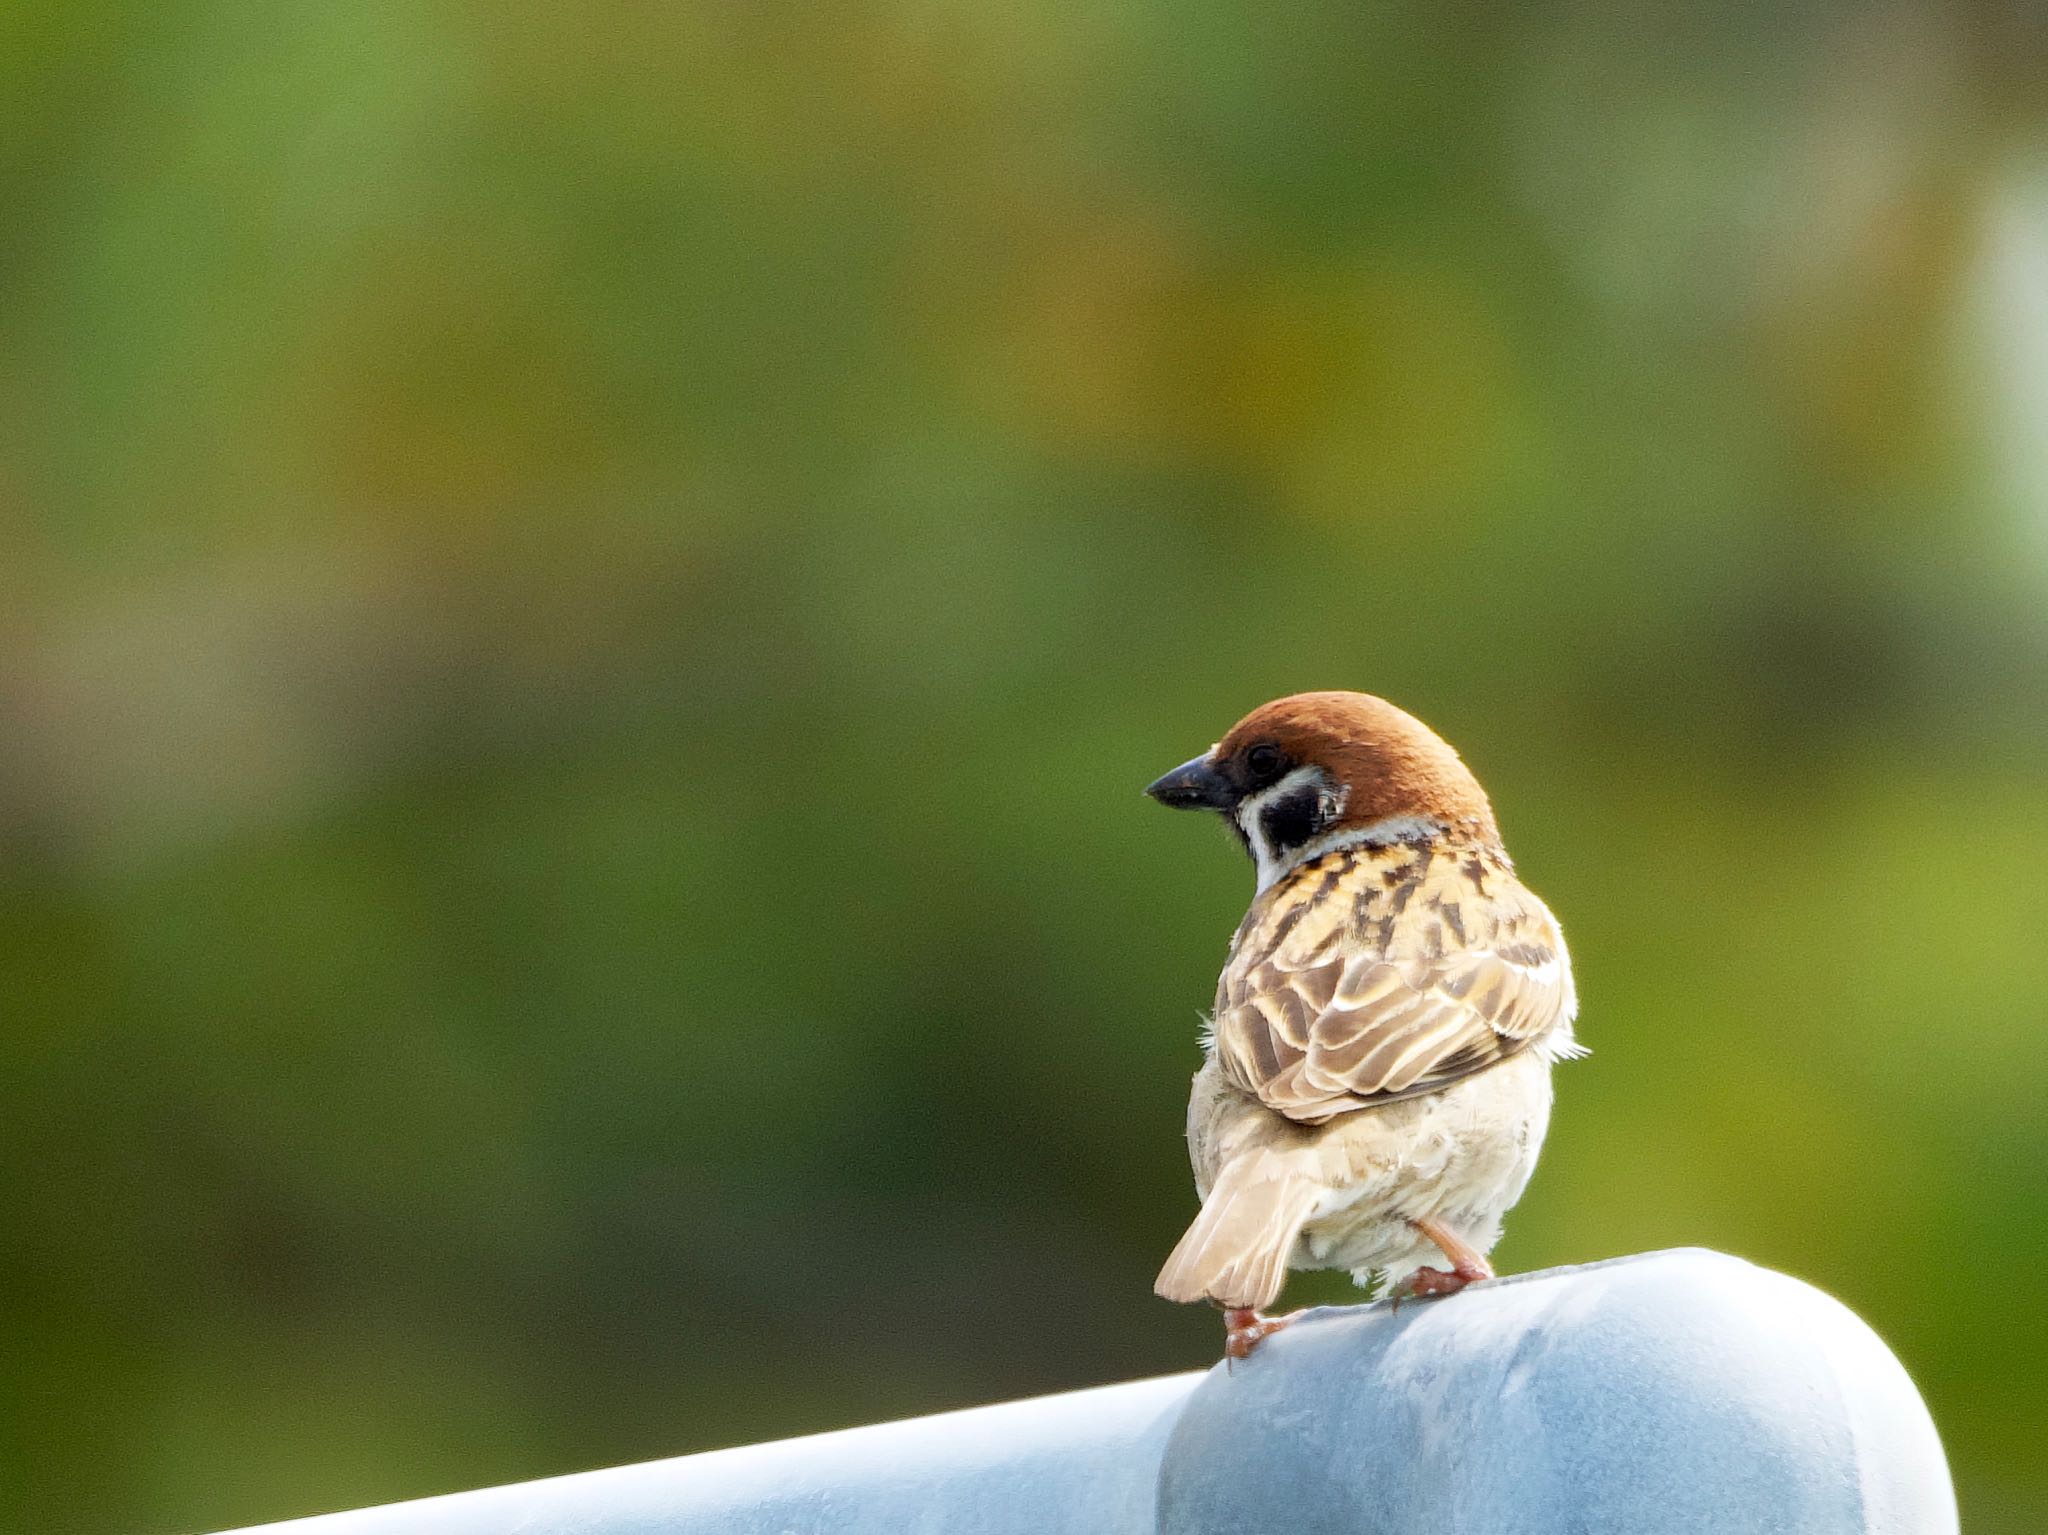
[1244,805,1445,894]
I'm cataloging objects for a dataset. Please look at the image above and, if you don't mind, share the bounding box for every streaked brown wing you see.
[1212,842,1576,1123]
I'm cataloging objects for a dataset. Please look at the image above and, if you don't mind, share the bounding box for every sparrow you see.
[1146,691,1582,1359]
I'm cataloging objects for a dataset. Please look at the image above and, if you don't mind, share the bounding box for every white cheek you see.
[1240,787,1447,893]
[1234,799,1275,887]
[1236,765,1330,893]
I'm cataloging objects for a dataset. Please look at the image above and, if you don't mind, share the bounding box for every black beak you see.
[1145,754,1237,811]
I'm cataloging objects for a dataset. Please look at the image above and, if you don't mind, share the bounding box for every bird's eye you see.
[1246,743,1286,781]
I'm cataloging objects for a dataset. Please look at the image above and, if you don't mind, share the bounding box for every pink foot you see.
[1403,1257,1494,1299]
[1222,1306,1300,1359]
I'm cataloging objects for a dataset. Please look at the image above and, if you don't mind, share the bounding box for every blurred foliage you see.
[3,1,2048,1531]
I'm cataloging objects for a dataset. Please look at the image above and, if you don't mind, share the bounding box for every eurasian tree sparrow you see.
[1146,691,1582,1358]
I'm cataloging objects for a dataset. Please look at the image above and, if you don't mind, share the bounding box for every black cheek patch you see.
[1259,783,1327,854]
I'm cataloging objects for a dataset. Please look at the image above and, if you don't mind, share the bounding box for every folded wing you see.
[1212,843,1576,1124]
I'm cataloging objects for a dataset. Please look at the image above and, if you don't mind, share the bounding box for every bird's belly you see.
[1291,1051,1553,1277]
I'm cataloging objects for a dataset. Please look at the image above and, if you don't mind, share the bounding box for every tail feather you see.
[1154,1154,1324,1310]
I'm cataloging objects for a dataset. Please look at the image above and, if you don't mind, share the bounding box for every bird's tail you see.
[1154,1153,1324,1311]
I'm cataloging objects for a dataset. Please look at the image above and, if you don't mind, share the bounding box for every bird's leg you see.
[1403,1216,1495,1298]
[1221,1305,1300,1360]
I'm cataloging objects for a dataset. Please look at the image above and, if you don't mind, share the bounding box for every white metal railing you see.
[214,1248,1956,1535]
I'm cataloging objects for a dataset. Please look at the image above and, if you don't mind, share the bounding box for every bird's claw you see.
[1403,1259,1493,1299]
[1222,1306,1300,1361]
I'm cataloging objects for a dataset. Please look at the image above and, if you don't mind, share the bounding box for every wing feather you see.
[1210,841,1578,1123]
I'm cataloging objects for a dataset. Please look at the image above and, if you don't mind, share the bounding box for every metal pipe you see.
[217,1249,1955,1535]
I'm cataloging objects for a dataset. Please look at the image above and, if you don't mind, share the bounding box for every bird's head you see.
[1145,691,1500,891]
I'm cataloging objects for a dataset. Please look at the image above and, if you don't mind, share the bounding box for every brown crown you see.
[1214,691,1500,845]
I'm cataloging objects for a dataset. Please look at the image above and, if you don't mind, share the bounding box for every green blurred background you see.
[4,2,2047,1531]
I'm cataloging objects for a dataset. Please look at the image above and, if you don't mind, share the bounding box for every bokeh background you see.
[5,2,2047,1531]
